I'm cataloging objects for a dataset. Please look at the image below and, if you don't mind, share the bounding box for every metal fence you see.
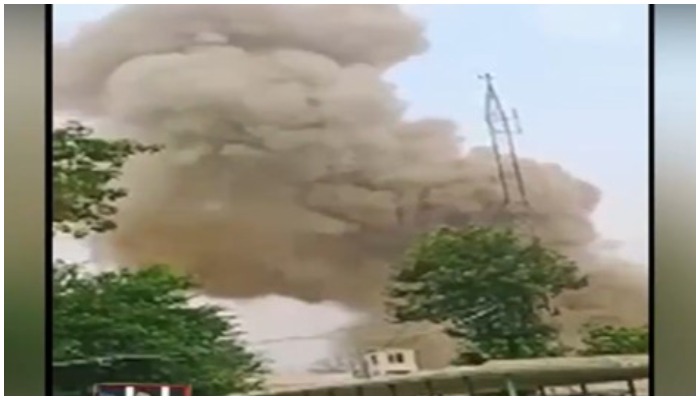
[259,355,649,396]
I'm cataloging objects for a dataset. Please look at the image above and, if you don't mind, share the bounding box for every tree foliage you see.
[388,226,588,362]
[580,324,649,356]
[52,121,266,394]
[53,264,267,395]
[52,121,160,237]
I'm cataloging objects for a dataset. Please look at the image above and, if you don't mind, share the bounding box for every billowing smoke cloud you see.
[55,5,646,368]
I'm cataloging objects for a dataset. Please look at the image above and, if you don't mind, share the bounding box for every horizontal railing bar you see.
[255,355,648,396]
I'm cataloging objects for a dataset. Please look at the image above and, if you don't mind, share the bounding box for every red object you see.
[93,383,192,396]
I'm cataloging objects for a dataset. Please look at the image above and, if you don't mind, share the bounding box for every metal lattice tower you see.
[479,73,528,208]
[478,73,539,239]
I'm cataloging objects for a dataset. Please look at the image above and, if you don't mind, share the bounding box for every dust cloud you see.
[54,5,647,368]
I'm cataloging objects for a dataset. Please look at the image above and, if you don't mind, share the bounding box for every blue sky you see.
[53,5,649,265]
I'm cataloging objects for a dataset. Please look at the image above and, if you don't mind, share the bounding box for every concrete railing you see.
[258,355,649,396]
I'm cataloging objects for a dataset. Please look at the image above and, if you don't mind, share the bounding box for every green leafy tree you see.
[53,264,267,395]
[52,121,160,237]
[580,324,649,355]
[388,226,588,362]
[52,122,267,394]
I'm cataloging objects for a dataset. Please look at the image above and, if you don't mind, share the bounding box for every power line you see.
[250,324,447,348]
[248,306,499,347]
[248,320,395,346]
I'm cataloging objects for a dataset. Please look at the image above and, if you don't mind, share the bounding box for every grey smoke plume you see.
[55,5,646,367]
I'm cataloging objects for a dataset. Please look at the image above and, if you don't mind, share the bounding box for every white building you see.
[261,348,420,394]
[362,348,419,377]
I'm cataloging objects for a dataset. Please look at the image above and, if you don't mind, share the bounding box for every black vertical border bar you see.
[45,3,55,395]
[646,4,655,397]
